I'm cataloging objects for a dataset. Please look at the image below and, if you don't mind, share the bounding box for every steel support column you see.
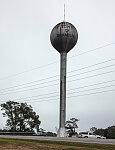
[57,52,67,137]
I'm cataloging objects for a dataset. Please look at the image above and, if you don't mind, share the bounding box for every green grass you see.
[0,137,115,150]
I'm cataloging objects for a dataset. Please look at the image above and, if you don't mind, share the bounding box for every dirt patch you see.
[0,141,89,150]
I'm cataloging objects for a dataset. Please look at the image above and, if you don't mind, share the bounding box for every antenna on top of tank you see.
[64,4,65,22]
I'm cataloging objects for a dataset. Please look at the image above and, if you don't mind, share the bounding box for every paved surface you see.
[0,135,115,145]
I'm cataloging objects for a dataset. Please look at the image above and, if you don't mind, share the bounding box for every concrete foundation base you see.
[57,128,67,137]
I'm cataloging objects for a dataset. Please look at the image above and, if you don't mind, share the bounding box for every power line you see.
[4,91,59,101]
[67,84,115,95]
[0,69,115,95]
[0,61,57,81]
[0,58,115,93]
[67,79,115,91]
[0,83,59,95]
[10,88,115,104]
[1,79,115,102]
[1,78,59,92]
[0,75,59,91]
[68,63,115,78]
[26,88,115,103]
[68,69,115,83]
[25,84,115,101]
[0,78,59,92]
[69,42,115,58]
[68,58,115,73]
[0,42,114,81]
[67,89,115,99]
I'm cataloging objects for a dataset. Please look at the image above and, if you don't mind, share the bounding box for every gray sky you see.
[0,0,115,133]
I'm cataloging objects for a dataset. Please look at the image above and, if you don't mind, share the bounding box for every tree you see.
[65,118,79,137]
[106,126,115,139]
[95,128,105,136]
[90,127,97,133]
[1,101,20,131]
[1,101,41,132]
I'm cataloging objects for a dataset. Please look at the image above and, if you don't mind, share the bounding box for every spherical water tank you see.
[50,22,78,53]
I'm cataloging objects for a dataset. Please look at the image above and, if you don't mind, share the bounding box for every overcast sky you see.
[0,0,115,133]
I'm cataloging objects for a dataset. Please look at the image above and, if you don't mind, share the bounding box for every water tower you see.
[50,21,78,137]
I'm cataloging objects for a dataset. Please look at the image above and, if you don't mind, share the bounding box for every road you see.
[0,135,115,145]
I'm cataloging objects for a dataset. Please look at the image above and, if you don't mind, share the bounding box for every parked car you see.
[78,131,106,139]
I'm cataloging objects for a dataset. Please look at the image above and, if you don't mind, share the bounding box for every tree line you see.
[0,101,79,137]
[90,126,115,139]
[1,101,115,139]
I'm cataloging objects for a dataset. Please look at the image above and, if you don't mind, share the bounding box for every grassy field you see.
[0,137,115,150]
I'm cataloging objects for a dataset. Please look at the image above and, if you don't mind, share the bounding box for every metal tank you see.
[50,22,78,137]
[50,22,78,53]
